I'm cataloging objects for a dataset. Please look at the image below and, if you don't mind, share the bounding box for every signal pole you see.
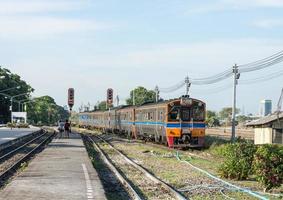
[155,86,159,102]
[231,64,240,142]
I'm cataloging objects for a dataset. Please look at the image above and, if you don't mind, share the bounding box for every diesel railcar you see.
[77,96,206,148]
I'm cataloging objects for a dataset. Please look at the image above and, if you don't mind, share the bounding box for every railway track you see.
[0,130,54,187]
[86,134,187,200]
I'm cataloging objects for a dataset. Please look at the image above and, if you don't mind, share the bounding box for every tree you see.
[0,67,34,123]
[98,101,107,111]
[27,96,69,125]
[126,86,156,106]
[236,115,252,124]
[219,107,240,126]
[206,110,220,127]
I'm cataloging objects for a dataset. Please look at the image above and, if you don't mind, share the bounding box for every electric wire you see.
[239,55,283,73]
[191,72,233,85]
[238,50,283,68]
[191,84,233,94]
[158,80,185,93]
[157,50,283,92]
[239,68,283,84]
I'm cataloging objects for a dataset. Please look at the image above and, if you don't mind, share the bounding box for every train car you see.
[78,112,92,128]
[133,96,205,147]
[92,111,105,129]
[135,101,167,143]
[116,105,135,136]
[164,97,206,147]
[77,96,206,148]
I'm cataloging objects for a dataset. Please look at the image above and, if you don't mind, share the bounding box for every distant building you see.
[260,100,272,117]
[246,112,283,144]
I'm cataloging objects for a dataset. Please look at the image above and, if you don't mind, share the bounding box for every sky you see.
[0,0,282,114]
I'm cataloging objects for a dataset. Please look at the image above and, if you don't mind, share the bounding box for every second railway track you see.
[86,134,187,200]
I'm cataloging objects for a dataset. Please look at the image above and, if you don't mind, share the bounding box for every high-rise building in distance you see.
[260,99,272,117]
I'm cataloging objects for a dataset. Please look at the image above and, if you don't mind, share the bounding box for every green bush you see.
[7,122,16,128]
[253,144,283,191]
[218,140,257,180]
[7,123,29,128]
[17,123,29,128]
[204,135,229,149]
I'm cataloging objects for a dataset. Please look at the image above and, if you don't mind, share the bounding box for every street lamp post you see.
[18,99,30,112]
[10,92,30,123]
[0,86,21,94]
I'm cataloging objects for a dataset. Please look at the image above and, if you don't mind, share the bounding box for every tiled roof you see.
[246,112,283,126]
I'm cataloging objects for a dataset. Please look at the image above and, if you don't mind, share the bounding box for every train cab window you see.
[181,108,190,121]
[191,104,205,121]
[168,106,180,121]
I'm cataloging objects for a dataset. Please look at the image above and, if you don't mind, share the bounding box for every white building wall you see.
[254,127,273,144]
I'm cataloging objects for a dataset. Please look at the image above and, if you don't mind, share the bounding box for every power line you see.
[239,68,283,84]
[191,72,233,85]
[191,84,233,94]
[157,50,283,90]
[239,50,283,68]
[158,79,185,93]
[239,51,283,73]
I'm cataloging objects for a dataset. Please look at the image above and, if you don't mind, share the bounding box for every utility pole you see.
[133,90,135,106]
[116,95,119,107]
[10,97,13,123]
[185,76,191,96]
[155,86,159,102]
[231,64,240,142]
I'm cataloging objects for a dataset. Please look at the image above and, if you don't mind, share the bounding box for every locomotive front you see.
[166,97,206,148]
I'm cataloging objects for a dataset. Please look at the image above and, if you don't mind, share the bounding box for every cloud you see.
[225,0,283,7]
[0,0,115,39]
[80,39,283,75]
[8,38,283,112]
[0,0,87,15]
[253,19,283,28]
[185,0,283,15]
[0,16,114,38]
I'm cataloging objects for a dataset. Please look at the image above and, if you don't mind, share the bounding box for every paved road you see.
[0,126,40,145]
[0,133,106,200]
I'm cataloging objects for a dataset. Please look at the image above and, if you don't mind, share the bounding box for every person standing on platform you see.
[58,120,65,138]
[64,119,71,138]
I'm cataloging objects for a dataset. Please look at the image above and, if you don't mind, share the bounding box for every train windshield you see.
[168,106,180,121]
[167,106,191,122]
[168,101,205,122]
[191,104,205,121]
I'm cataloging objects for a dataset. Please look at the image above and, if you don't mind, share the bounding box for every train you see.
[75,96,206,148]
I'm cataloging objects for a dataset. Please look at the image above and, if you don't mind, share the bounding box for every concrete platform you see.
[0,133,106,200]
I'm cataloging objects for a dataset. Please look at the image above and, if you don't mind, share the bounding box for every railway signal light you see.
[107,88,113,106]
[68,88,74,111]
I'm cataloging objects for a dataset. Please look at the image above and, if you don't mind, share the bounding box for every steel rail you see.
[0,132,46,163]
[86,135,142,200]
[0,131,55,186]
[0,130,41,152]
[92,134,188,200]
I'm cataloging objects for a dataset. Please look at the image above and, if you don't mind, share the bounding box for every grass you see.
[79,128,283,199]
[83,137,131,200]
